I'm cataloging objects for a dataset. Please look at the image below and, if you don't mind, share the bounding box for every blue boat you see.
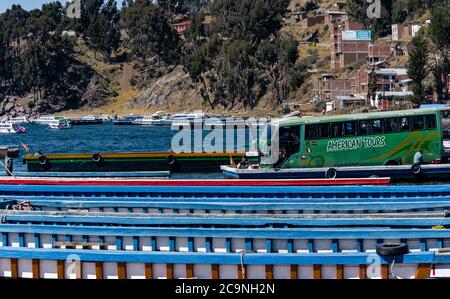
[0,183,449,279]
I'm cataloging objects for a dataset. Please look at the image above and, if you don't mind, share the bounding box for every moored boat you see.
[113,115,140,126]
[0,183,449,279]
[22,152,258,173]
[0,122,26,134]
[33,115,67,125]
[8,116,29,124]
[48,119,71,130]
[132,111,172,126]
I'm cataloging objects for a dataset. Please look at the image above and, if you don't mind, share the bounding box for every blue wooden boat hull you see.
[221,164,450,182]
[0,183,449,279]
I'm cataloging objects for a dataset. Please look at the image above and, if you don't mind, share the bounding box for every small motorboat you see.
[48,119,71,130]
[113,115,140,126]
[0,122,26,134]
[33,115,67,125]
[132,111,172,126]
[100,115,112,122]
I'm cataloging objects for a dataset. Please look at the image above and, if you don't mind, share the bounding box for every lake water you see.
[0,123,254,178]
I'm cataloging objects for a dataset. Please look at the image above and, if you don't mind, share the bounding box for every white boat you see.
[168,112,205,123]
[81,115,98,121]
[33,115,67,125]
[48,119,71,130]
[100,115,112,121]
[0,122,26,134]
[8,116,29,124]
[132,111,171,126]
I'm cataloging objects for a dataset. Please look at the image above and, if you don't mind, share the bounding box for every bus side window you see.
[318,123,330,138]
[358,120,371,135]
[371,119,384,133]
[385,117,400,133]
[424,115,437,130]
[412,116,425,130]
[400,117,411,131]
[344,121,357,136]
[305,125,318,140]
[330,122,344,138]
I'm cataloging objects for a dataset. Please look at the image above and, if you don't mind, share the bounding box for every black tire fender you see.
[325,168,337,179]
[92,153,102,163]
[376,243,409,256]
[411,163,422,174]
[166,155,177,166]
[38,155,48,165]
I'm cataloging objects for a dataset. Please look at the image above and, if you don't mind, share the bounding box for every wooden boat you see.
[23,152,256,173]
[221,164,450,182]
[0,177,390,187]
[0,183,448,215]
[0,204,449,279]
[0,183,449,279]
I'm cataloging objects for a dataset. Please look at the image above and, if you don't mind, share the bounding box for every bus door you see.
[276,125,301,168]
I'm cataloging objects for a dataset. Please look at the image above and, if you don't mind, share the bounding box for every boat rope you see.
[0,160,15,178]
[239,250,247,279]
[433,209,449,230]
[390,257,402,279]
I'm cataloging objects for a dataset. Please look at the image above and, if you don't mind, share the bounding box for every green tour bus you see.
[261,109,445,169]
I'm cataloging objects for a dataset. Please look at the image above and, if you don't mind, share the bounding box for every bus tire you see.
[38,155,48,166]
[92,153,102,163]
[376,243,408,256]
[411,163,422,174]
[325,168,338,179]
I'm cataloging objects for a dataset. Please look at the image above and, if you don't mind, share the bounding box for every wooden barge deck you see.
[23,152,253,173]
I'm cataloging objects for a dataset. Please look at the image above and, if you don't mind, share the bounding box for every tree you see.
[123,0,180,66]
[368,68,378,106]
[428,5,450,102]
[81,0,121,58]
[407,29,428,103]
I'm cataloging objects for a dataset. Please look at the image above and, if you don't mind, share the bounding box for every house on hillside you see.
[173,20,193,33]
[301,15,325,30]
[318,74,353,101]
[172,17,212,34]
[326,10,371,70]
[392,23,423,41]
[353,64,415,110]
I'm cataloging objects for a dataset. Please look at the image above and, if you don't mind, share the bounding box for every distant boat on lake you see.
[48,119,71,130]
[33,115,67,125]
[0,122,26,134]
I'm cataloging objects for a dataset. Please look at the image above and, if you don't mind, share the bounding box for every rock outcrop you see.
[129,66,203,109]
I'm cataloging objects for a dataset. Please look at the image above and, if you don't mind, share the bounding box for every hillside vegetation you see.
[0,0,449,118]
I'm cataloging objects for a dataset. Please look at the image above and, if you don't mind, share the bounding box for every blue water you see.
[1,123,245,178]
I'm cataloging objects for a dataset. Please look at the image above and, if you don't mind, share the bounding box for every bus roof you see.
[275,108,440,127]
